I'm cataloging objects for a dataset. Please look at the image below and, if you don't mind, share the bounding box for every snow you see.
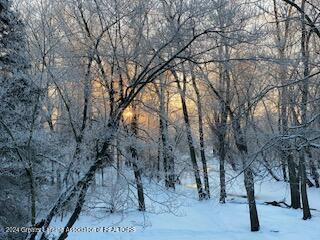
[49,161,320,240]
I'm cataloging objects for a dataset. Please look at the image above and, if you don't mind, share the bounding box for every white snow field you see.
[50,162,320,240]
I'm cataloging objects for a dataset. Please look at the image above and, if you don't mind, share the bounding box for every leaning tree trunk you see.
[26,116,119,240]
[34,143,114,240]
[174,70,206,200]
[191,69,210,198]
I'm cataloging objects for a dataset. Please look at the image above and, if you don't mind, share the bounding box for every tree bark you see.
[130,104,146,211]
[231,115,260,232]
[287,153,301,209]
[299,152,311,219]
[26,166,36,226]
[309,155,320,188]
[298,0,311,219]
[273,0,300,208]
[156,79,176,188]
[174,70,206,200]
[191,68,210,198]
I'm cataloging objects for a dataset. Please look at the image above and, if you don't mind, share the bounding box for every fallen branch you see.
[264,201,290,208]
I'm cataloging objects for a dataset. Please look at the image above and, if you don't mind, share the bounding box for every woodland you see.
[1,0,320,239]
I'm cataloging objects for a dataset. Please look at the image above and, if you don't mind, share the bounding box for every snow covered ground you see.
[50,162,320,240]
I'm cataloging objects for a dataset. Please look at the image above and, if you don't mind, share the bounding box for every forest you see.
[1,0,320,239]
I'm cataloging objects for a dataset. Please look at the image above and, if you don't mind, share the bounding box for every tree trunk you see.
[101,168,104,186]
[51,161,55,185]
[116,138,122,179]
[281,152,288,182]
[298,0,311,219]
[287,153,301,209]
[156,80,175,188]
[27,167,36,226]
[309,156,320,188]
[29,120,118,240]
[191,69,210,198]
[214,36,231,203]
[157,137,161,182]
[57,184,89,240]
[132,160,146,211]
[174,70,206,200]
[299,152,311,219]
[130,105,146,211]
[273,0,300,206]
[218,133,227,203]
[231,115,260,232]
[243,157,260,232]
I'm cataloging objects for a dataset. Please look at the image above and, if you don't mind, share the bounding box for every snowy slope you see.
[49,162,320,240]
